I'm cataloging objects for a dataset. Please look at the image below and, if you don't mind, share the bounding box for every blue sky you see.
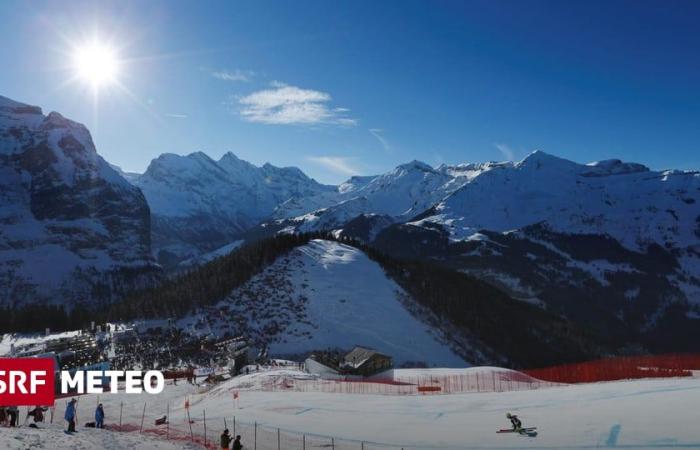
[1,0,698,184]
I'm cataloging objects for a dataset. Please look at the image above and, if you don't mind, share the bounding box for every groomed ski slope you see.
[42,368,700,449]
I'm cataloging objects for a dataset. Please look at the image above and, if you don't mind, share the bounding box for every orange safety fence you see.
[523,353,700,384]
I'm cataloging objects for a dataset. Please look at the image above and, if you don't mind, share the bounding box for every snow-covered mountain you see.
[0,95,157,307]
[233,151,700,351]
[418,151,699,251]
[265,160,495,236]
[182,239,469,366]
[371,152,700,349]
[132,151,334,266]
[130,152,505,266]
[4,93,696,351]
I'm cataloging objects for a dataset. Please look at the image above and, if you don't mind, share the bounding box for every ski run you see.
[2,366,699,449]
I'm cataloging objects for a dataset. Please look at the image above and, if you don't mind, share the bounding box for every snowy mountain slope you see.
[133,151,334,266]
[372,152,700,350]
[267,160,495,238]
[423,151,700,251]
[182,239,468,366]
[0,95,157,307]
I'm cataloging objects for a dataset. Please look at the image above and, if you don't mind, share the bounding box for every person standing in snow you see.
[95,403,104,429]
[64,398,77,432]
[506,412,522,431]
[0,406,7,426]
[220,428,231,449]
[232,434,243,450]
[7,405,18,427]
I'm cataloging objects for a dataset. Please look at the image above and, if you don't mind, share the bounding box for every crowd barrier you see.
[105,402,412,450]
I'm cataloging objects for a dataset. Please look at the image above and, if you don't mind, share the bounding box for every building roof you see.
[343,346,390,369]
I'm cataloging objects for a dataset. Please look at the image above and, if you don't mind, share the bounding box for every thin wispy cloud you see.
[212,69,254,82]
[238,82,356,126]
[307,156,360,176]
[165,113,188,119]
[494,143,515,161]
[369,128,391,152]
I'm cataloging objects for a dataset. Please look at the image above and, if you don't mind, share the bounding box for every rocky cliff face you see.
[0,95,157,307]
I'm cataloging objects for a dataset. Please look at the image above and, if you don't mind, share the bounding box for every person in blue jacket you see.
[95,403,105,429]
[64,398,77,432]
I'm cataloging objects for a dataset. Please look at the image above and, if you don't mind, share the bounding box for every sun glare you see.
[73,42,119,88]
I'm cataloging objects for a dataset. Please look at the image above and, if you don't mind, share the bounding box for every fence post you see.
[140,402,146,433]
[119,401,123,430]
[278,427,281,450]
[255,421,258,450]
[204,409,207,447]
[332,437,335,449]
[187,407,194,442]
[303,434,306,450]
[166,401,169,439]
[233,416,236,437]
[362,442,364,450]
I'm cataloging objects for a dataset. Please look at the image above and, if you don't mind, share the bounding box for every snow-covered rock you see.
[423,150,700,251]
[0,95,156,307]
[133,151,334,266]
[268,158,494,236]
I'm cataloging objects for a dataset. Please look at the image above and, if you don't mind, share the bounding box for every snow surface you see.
[0,425,197,450]
[179,239,467,366]
[0,330,81,356]
[424,151,700,252]
[240,240,465,366]
[23,368,700,449]
[134,151,333,229]
[274,159,489,230]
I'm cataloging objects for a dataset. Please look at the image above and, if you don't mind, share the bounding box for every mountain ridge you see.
[0,94,157,307]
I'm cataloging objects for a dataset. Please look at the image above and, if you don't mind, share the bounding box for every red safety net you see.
[523,353,700,383]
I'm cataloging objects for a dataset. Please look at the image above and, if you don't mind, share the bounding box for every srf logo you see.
[0,358,55,406]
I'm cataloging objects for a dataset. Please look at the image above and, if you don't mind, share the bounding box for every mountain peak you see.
[188,151,215,162]
[584,158,649,176]
[395,160,434,173]
[517,150,577,171]
[219,151,242,162]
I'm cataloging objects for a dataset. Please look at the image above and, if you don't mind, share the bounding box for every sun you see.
[72,42,119,88]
